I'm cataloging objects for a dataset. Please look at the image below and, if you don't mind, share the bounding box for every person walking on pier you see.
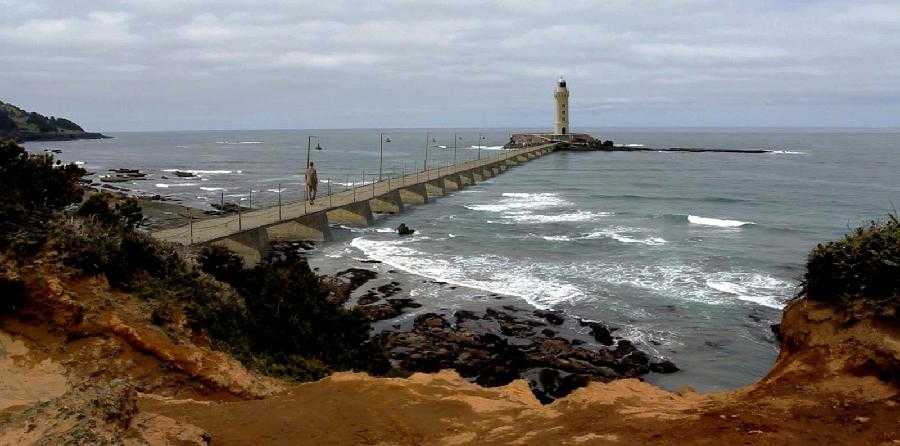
[305,161,318,204]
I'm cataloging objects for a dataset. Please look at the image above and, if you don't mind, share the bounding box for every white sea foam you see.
[542,235,572,242]
[466,192,569,212]
[350,237,583,308]
[155,183,198,188]
[706,273,791,309]
[266,188,287,193]
[74,161,86,166]
[582,228,667,246]
[200,187,225,191]
[768,150,808,155]
[578,261,793,309]
[687,215,753,227]
[509,210,611,223]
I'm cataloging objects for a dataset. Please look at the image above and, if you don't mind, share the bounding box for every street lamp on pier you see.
[379,132,391,181]
[306,135,321,167]
[477,132,487,160]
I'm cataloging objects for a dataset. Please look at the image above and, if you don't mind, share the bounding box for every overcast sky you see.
[1,0,898,131]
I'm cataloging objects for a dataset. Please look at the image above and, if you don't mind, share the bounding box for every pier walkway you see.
[152,143,559,264]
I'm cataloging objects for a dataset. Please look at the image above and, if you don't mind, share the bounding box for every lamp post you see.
[306,135,320,167]
[424,131,429,171]
[379,132,390,181]
[453,133,460,164]
[477,132,485,160]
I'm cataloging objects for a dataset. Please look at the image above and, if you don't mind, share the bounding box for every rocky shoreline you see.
[318,253,678,402]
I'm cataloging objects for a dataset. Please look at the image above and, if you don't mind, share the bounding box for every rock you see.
[770,323,782,342]
[359,298,422,322]
[527,368,592,404]
[381,309,672,404]
[649,360,679,374]
[172,170,197,178]
[397,223,415,236]
[533,309,565,325]
[579,320,614,346]
[454,310,481,324]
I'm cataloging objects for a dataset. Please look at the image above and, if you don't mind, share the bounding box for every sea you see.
[25,127,900,392]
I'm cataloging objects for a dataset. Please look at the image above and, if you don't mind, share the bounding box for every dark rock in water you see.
[397,223,415,236]
[485,308,546,337]
[580,320,614,346]
[770,323,782,342]
[359,298,422,321]
[361,259,382,264]
[323,268,378,305]
[381,310,673,404]
[615,339,636,354]
[454,310,481,324]
[172,170,197,178]
[534,310,565,326]
[649,360,679,374]
[109,168,140,174]
[357,291,381,306]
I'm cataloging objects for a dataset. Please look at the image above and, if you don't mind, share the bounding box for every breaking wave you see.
[350,237,583,308]
[687,215,754,227]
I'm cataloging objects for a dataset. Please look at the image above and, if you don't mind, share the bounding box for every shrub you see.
[77,193,143,230]
[0,140,84,248]
[802,214,900,318]
[197,245,245,283]
[195,247,389,377]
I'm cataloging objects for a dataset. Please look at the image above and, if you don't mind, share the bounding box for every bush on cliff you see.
[196,246,390,379]
[802,214,900,318]
[0,139,84,248]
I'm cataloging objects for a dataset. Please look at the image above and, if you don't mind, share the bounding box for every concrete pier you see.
[151,142,560,264]
[399,184,428,205]
[370,190,404,214]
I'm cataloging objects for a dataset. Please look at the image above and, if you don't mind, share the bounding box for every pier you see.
[152,143,559,264]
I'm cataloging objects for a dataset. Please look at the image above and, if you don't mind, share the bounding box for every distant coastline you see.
[0,99,110,143]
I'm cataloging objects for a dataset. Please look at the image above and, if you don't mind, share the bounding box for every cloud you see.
[0,1,897,130]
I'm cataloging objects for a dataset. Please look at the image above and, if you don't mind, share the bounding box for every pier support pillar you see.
[471,170,484,182]
[459,171,475,186]
[516,155,528,162]
[210,228,269,267]
[425,179,445,198]
[443,174,461,191]
[327,200,374,227]
[266,212,332,242]
[399,184,428,205]
[370,190,403,214]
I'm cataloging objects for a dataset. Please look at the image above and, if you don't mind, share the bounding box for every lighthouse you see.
[554,76,569,135]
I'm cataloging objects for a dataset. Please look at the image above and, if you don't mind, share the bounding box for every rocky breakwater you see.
[380,307,677,403]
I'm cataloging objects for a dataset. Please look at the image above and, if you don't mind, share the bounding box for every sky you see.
[1,0,898,131]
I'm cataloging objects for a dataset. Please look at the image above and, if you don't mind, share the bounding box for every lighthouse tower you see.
[554,76,569,135]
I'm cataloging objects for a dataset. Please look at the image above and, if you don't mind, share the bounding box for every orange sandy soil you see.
[1,262,898,445]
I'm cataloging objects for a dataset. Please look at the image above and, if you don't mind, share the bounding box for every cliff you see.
[0,100,109,142]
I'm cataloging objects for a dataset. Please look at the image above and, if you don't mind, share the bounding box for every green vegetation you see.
[802,215,900,319]
[1,139,386,381]
[0,139,85,253]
